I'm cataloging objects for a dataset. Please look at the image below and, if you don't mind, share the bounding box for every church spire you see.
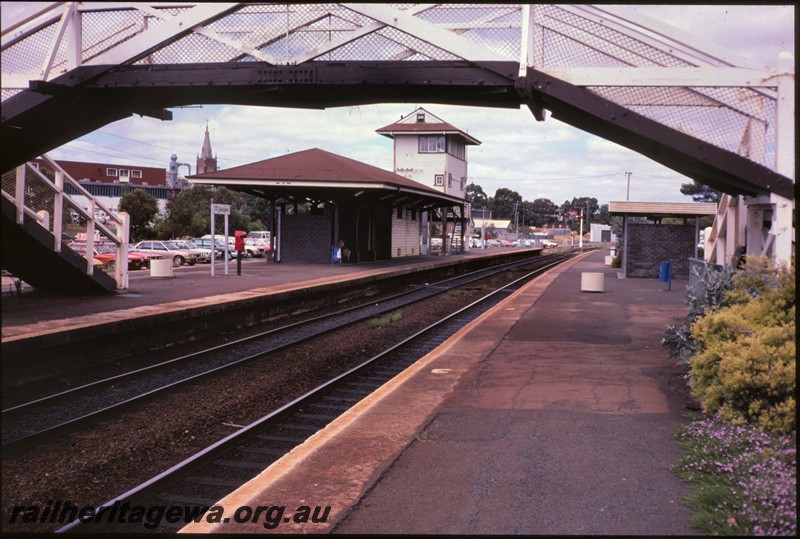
[196,121,218,174]
[200,121,213,159]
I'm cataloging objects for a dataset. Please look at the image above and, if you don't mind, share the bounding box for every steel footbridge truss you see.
[2,3,795,274]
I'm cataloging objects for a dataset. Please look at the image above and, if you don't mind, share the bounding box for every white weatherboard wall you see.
[392,210,421,257]
[393,138,468,198]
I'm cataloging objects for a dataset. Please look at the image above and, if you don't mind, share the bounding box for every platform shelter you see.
[609,201,717,279]
[188,148,466,264]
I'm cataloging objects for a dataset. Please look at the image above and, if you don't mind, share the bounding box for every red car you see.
[67,242,149,270]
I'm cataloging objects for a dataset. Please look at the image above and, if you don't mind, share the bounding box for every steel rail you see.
[55,254,571,534]
[2,252,563,453]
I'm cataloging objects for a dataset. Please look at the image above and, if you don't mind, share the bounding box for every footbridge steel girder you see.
[3,60,792,202]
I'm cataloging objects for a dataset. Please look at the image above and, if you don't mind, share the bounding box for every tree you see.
[680,181,720,203]
[157,185,252,239]
[490,187,522,220]
[119,188,159,242]
[596,203,611,225]
[524,198,558,227]
[465,183,489,209]
[561,197,599,233]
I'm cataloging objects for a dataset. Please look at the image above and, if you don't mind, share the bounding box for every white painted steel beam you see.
[539,67,779,88]
[132,4,282,64]
[341,3,509,62]
[295,3,436,64]
[83,3,241,67]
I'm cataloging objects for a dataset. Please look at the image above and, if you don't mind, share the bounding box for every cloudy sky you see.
[2,3,794,206]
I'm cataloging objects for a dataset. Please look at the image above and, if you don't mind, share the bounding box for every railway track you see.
[2,252,566,454]
[56,253,572,533]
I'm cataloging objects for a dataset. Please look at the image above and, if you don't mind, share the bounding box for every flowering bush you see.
[674,415,796,535]
[690,258,795,434]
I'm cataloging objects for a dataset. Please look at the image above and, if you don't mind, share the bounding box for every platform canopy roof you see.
[188,147,465,210]
[609,201,717,218]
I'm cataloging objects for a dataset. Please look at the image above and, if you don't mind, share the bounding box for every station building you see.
[190,108,479,264]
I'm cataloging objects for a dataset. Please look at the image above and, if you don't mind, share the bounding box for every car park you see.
[131,240,207,266]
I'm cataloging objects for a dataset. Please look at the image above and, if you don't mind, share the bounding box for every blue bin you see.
[659,261,671,282]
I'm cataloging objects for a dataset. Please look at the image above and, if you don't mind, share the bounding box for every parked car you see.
[131,240,207,266]
[66,241,148,270]
[246,237,271,253]
[243,238,266,257]
[246,230,271,243]
[128,245,162,268]
[542,240,559,248]
[191,237,229,259]
[171,239,214,263]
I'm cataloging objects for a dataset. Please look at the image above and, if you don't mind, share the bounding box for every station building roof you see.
[187,147,466,209]
[609,201,717,218]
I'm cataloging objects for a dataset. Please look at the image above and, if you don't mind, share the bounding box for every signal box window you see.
[419,135,445,153]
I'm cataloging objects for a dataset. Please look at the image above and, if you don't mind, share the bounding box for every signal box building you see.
[375,107,480,199]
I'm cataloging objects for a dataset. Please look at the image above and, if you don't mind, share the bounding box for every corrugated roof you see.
[608,201,717,216]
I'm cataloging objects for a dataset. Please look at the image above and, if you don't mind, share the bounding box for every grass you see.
[673,414,796,535]
[369,310,403,329]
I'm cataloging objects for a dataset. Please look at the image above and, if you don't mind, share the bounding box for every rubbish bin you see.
[659,261,671,282]
[150,258,175,278]
[581,272,604,292]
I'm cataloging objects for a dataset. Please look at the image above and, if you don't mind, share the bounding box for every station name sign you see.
[211,203,231,215]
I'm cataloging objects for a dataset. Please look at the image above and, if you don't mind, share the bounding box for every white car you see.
[131,240,207,266]
[244,238,266,257]
[171,239,214,263]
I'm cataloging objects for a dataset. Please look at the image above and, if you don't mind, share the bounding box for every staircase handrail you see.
[5,154,129,289]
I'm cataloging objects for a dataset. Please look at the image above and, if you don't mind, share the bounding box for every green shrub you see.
[689,257,795,434]
[662,261,733,361]
[686,262,735,322]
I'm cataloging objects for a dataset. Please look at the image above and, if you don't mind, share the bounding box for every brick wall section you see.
[280,208,334,264]
[626,223,696,279]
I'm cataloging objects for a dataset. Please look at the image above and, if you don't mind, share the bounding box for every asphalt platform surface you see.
[180,250,698,535]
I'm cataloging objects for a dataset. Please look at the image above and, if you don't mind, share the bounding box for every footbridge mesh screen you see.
[1,3,781,169]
